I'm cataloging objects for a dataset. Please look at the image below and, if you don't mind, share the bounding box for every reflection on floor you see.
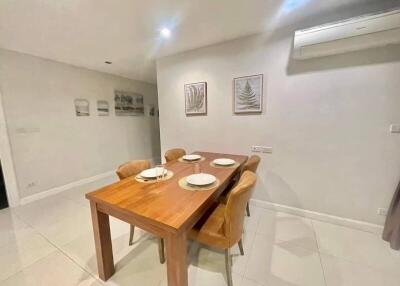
[1,176,399,286]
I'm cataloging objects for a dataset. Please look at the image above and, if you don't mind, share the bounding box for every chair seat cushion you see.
[189,204,230,249]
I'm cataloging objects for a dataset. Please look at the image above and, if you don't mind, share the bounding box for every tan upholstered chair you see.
[164,148,186,162]
[221,155,260,216]
[116,160,165,263]
[116,160,150,180]
[241,155,260,216]
[188,171,257,286]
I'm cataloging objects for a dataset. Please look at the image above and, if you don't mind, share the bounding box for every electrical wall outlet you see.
[251,146,273,153]
[390,124,400,134]
[27,182,37,188]
[377,208,388,216]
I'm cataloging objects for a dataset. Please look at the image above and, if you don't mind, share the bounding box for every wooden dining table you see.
[85,151,248,286]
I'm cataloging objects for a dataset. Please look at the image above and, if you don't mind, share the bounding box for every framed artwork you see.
[97,100,109,116]
[114,90,144,116]
[74,99,90,116]
[233,74,263,114]
[184,82,207,115]
[145,104,156,117]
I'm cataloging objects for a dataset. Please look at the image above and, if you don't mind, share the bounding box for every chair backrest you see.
[242,155,261,174]
[164,148,186,162]
[116,160,150,180]
[224,171,257,246]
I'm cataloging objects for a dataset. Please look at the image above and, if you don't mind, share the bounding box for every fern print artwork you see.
[184,82,207,115]
[234,74,263,114]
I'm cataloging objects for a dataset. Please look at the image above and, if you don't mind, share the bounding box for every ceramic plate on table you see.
[140,167,167,179]
[186,173,216,186]
[213,158,236,166]
[182,154,202,161]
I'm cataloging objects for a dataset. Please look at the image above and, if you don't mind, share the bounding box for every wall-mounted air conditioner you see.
[293,9,400,59]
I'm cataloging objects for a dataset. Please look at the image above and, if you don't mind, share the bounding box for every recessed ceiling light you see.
[104,61,112,64]
[160,27,171,38]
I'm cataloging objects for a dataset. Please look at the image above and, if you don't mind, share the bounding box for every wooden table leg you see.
[90,201,115,281]
[165,231,188,286]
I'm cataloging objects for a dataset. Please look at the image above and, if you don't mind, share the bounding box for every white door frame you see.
[0,89,19,207]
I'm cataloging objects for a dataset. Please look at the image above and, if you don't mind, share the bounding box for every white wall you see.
[156,31,400,225]
[0,49,161,200]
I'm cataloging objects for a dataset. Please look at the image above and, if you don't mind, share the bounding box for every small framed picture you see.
[97,100,109,116]
[184,82,207,115]
[114,90,144,116]
[233,74,263,114]
[74,99,90,116]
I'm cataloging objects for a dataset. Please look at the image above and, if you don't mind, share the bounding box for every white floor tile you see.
[61,228,163,281]
[34,207,92,247]
[0,251,97,286]
[244,206,262,234]
[159,243,243,286]
[244,233,325,286]
[0,209,31,247]
[0,228,57,281]
[13,196,89,229]
[256,209,318,251]
[3,186,400,286]
[320,253,399,286]
[313,220,400,276]
[240,277,266,286]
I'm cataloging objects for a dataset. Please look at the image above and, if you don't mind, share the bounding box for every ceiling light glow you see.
[281,0,310,12]
[160,27,171,38]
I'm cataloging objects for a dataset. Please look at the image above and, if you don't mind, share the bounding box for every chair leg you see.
[246,202,250,217]
[129,225,135,246]
[224,249,233,286]
[238,239,244,256]
[158,238,165,264]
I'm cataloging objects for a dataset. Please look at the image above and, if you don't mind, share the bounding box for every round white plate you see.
[182,154,201,161]
[140,167,167,179]
[186,173,216,186]
[213,158,236,166]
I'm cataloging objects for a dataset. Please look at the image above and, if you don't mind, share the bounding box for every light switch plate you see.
[251,146,272,153]
[251,146,262,153]
[390,124,400,133]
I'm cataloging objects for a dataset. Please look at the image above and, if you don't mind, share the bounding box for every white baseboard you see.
[19,171,115,205]
[250,199,384,235]
[18,156,161,206]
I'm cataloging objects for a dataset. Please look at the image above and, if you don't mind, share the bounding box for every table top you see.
[85,151,248,232]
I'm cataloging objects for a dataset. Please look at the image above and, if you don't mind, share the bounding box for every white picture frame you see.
[97,100,109,116]
[74,98,90,116]
[114,90,144,116]
[184,82,207,115]
[233,74,263,114]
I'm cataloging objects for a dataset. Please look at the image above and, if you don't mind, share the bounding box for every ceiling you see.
[0,0,393,84]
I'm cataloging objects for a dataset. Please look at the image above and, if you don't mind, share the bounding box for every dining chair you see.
[221,155,260,216]
[164,148,186,162]
[188,171,257,286]
[241,155,260,216]
[116,160,165,264]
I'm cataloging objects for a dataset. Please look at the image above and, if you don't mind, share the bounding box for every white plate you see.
[213,158,236,166]
[140,167,167,179]
[182,154,201,161]
[186,173,216,186]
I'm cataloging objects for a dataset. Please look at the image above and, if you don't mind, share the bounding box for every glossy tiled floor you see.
[1,176,399,286]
